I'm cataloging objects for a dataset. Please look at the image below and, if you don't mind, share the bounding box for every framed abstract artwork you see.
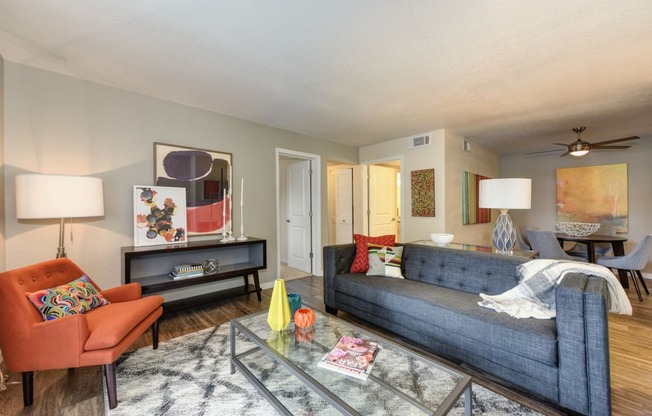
[154,143,233,236]
[411,169,435,217]
[462,171,491,225]
[556,163,628,232]
[133,185,187,246]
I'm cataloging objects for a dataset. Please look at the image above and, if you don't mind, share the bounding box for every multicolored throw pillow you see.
[350,234,396,273]
[25,275,110,321]
[367,244,404,278]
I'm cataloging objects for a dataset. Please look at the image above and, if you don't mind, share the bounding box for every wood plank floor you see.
[0,276,650,415]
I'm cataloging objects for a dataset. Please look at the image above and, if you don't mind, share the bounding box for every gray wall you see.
[501,137,652,273]
[3,62,358,289]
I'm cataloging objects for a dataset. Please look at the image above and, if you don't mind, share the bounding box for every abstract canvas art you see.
[133,186,187,246]
[462,171,491,225]
[556,163,628,232]
[155,143,233,236]
[410,169,435,217]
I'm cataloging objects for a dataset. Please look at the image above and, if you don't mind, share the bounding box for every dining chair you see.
[565,226,615,259]
[526,229,587,262]
[596,235,652,301]
[516,226,531,251]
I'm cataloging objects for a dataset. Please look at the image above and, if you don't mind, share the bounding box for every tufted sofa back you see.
[402,243,526,295]
[0,258,99,338]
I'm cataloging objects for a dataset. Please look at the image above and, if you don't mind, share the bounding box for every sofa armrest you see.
[323,244,356,308]
[5,314,91,372]
[101,282,142,303]
[555,273,611,416]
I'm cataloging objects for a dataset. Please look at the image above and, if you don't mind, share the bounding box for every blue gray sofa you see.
[323,242,612,416]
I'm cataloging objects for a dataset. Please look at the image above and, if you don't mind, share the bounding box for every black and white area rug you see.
[106,325,541,416]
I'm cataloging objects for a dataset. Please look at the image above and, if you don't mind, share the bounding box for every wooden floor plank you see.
[0,276,649,415]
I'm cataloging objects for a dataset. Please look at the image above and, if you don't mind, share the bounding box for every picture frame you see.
[411,169,435,217]
[462,171,491,225]
[133,185,187,247]
[154,143,233,236]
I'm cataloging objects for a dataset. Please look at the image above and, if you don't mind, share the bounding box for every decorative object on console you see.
[237,177,248,241]
[15,174,105,259]
[133,186,187,247]
[410,169,435,217]
[350,234,396,273]
[480,178,532,253]
[202,258,220,275]
[155,143,233,236]
[462,171,491,225]
[293,307,316,329]
[556,222,601,238]
[366,244,404,278]
[556,163,628,233]
[267,279,291,331]
[430,233,454,245]
[287,292,302,319]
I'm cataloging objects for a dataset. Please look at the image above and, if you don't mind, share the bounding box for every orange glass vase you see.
[293,307,316,329]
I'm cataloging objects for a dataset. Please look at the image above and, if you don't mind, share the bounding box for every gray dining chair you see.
[596,234,652,301]
[526,229,587,262]
[516,226,531,251]
[565,226,615,259]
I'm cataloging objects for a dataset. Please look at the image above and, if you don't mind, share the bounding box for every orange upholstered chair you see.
[0,258,164,409]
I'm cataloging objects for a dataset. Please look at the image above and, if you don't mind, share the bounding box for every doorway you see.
[367,160,401,240]
[276,149,322,278]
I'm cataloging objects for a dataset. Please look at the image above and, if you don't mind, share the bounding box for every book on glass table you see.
[318,335,380,381]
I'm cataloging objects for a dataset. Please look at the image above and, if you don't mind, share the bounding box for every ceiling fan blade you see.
[553,143,570,146]
[591,145,631,150]
[524,148,563,155]
[559,151,570,157]
[591,136,640,146]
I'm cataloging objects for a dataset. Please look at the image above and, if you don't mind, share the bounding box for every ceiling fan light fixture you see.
[569,140,591,157]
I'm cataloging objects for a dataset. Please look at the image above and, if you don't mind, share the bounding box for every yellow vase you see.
[267,279,291,331]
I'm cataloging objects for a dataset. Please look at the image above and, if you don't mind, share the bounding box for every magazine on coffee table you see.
[318,335,380,380]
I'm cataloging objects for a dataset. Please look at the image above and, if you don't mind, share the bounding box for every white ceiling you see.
[1,1,652,155]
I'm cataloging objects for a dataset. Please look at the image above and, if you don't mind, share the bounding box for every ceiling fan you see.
[555,126,640,157]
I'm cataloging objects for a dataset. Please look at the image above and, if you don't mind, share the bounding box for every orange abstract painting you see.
[556,163,628,232]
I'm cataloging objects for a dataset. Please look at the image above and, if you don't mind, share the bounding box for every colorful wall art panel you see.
[556,163,628,232]
[462,171,491,225]
[411,169,435,217]
[155,143,233,235]
[133,186,187,246]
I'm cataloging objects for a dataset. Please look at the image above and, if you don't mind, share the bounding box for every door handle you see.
[391,217,396,222]
[286,219,291,223]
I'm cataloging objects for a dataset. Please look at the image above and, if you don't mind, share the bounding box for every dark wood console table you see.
[122,238,266,311]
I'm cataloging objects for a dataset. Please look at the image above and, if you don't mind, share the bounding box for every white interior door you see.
[286,160,312,273]
[334,168,353,244]
[369,165,397,237]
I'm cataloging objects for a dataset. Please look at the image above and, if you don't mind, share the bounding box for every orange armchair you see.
[0,258,164,409]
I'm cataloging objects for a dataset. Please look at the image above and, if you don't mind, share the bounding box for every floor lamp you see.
[15,174,105,258]
[479,178,531,253]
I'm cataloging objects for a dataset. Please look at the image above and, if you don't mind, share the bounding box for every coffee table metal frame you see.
[230,307,472,416]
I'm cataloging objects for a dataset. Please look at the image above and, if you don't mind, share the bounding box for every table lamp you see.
[15,174,105,258]
[479,178,531,253]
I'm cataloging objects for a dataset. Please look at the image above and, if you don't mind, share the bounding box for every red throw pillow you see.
[350,234,396,273]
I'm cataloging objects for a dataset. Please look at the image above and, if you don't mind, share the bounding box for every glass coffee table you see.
[230,306,472,415]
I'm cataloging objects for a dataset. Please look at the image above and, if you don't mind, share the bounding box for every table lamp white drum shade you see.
[479,178,532,210]
[15,174,104,219]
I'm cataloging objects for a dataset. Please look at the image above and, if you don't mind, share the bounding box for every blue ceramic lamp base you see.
[493,209,517,254]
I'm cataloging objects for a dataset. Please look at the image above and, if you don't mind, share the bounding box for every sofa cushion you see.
[367,244,403,278]
[335,274,558,367]
[350,234,395,273]
[84,296,163,351]
[25,275,109,321]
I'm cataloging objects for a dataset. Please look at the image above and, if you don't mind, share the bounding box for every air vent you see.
[463,140,472,152]
[409,134,431,149]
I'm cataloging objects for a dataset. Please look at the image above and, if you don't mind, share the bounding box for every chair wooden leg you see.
[22,371,33,407]
[629,270,643,302]
[104,363,118,409]
[635,270,649,295]
[152,320,159,350]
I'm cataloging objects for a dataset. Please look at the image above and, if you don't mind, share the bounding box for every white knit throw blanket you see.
[478,259,633,319]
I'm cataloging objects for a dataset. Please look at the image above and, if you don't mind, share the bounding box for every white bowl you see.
[556,222,600,238]
[430,233,454,244]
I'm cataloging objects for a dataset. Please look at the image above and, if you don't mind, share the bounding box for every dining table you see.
[555,233,629,287]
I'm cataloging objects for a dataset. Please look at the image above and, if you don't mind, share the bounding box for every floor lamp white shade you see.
[479,178,531,253]
[15,174,105,258]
